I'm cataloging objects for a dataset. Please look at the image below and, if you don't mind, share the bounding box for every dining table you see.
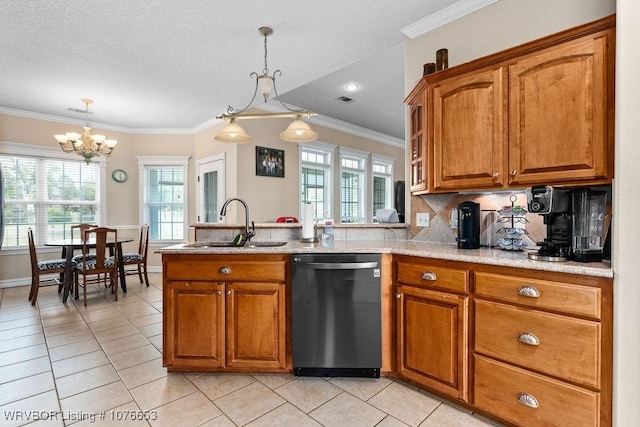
[44,237,134,303]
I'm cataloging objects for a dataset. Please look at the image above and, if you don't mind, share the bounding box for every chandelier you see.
[54,99,118,164]
[214,27,319,144]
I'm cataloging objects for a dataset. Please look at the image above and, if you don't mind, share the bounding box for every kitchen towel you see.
[302,203,315,239]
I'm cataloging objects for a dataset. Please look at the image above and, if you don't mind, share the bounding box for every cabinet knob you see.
[510,170,517,176]
[217,281,224,286]
[422,271,437,281]
[395,293,401,299]
[517,392,539,409]
[216,291,222,296]
[185,281,191,286]
[518,332,540,346]
[493,172,500,179]
[226,290,232,296]
[518,286,540,298]
[218,266,232,275]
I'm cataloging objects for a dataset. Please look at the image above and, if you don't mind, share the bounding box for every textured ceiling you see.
[0,0,463,138]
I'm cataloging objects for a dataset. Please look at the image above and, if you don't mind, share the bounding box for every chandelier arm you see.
[224,72,262,116]
[270,72,308,113]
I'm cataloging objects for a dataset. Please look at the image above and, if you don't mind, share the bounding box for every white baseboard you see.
[0,266,163,289]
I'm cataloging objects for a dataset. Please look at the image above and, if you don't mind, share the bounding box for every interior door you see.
[197,154,225,223]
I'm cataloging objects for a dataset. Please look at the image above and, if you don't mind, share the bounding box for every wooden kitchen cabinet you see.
[431,67,507,191]
[395,256,469,401]
[162,254,288,372]
[406,15,615,194]
[406,79,429,193]
[472,267,613,426]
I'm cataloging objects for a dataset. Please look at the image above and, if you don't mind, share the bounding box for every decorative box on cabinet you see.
[162,254,288,372]
[395,256,469,401]
[472,269,612,426]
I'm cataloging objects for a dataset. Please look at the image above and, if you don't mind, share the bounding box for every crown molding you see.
[401,0,498,39]
[0,103,405,148]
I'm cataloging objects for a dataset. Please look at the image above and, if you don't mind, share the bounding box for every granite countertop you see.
[158,239,613,278]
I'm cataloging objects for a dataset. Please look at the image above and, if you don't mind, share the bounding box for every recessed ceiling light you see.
[344,82,360,92]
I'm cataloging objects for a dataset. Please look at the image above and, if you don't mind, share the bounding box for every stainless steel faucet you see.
[220,198,255,244]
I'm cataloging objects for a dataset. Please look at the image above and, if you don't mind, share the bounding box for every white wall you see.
[613,0,640,423]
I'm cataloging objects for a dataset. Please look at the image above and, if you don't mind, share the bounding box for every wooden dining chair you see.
[71,223,98,241]
[122,224,150,286]
[27,229,76,306]
[76,227,118,306]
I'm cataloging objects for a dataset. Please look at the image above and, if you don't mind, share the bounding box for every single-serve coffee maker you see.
[457,201,480,249]
[526,186,608,262]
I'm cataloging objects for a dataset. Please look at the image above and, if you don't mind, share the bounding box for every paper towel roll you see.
[302,203,315,239]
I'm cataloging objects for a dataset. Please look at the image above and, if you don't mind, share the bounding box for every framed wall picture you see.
[256,146,285,177]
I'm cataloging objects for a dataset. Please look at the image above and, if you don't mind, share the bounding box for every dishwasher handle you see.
[294,261,379,270]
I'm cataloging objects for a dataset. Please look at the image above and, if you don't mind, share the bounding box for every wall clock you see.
[111,169,128,183]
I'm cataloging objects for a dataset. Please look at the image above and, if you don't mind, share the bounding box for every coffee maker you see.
[457,201,480,249]
[526,186,608,262]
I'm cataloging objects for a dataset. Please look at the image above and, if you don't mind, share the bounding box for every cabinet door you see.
[163,281,224,369]
[408,89,428,193]
[225,281,287,369]
[397,284,468,401]
[509,29,614,185]
[432,67,507,191]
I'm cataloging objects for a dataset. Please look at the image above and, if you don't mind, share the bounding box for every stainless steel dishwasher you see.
[292,253,381,378]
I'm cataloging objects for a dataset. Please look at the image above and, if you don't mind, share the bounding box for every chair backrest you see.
[71,223,98,241]
[138,224,149,260]
[82,227,118,271]
[27,228,39,278]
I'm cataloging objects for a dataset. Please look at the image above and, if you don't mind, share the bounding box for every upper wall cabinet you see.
[406,80,428,193]
[406,15,615,194]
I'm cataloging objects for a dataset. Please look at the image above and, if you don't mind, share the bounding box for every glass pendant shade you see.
[215,118,253,143]
[258,75,274,102]
[280,116,319,142]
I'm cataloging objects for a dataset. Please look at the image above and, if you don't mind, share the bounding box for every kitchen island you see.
[158,239,612,426]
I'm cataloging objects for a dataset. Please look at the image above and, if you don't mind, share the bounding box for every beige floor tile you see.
[192,372,256,401]
[0,305,40,322]
[198,414,237,427]
[118,358,168,389]
[0,389,61,427]
[100,333,150,356]
[246,402,322,427]
[214,381,286,426]
[72,401,148,427]
[48,338,101,362]
[43,320,88,337]
[329,376,394,401]
[56,364,120,399]
[137,322,162,338]
[129,373,197,411]
[80,308,125,325]
[45,328,95,349]
[40,310,84,328]
[0,356,51,384]
[309,392,386,427]
[109,343,161,371]
[275,377,343,412]
[150,390,221,426]
[378,415,411,426]
[0,332,45,353]
[252,372,296,389]
[87,316,132,333]
[0,343,48,367]
[129,313,162,328]
[420,403,498,426]
[368,382,441,426]
[117,304,159,319]
[59,381,133,417]
[52,349,110,378]
[93,324,139,343]
[0,371,55,405]
[0,315,41,331]
[149,302,163,311]
[146,334,162,351]
[0,324,43,342]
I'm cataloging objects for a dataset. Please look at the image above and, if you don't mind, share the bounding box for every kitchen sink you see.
[185,241,287,248]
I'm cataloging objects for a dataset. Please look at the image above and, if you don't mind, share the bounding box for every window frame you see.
[371,154,394,221]
[339,147,368,224]
[136,155,190,245]
[299,143,335,221]
[0,141,106,253]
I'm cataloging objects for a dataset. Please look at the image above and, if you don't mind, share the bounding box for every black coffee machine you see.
[457,201,480,249]
[526,185,608,262]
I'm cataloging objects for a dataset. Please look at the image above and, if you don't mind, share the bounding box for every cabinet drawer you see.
[165,260,287,282]
[475,272,601,319]
[475,300,600,388]
[397,262,468,293]
[474,354,599,427]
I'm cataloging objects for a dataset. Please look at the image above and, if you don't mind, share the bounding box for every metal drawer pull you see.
[517,392,539,408]
[518,286,540,298]
[422,271,437,281]
[218,266,231,275]
[518,332,540,346]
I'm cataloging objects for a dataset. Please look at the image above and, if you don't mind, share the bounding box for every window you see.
[1,143,104,248]
[137,156,189,243]
[372,156,394,219]
[300,145,332,220]
[340,150,366,223]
